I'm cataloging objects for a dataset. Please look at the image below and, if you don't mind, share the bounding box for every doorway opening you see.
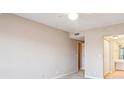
[104,35,124,79]
[77,41,85,72]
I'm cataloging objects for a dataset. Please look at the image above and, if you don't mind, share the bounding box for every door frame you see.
[103,39,111,76]
[103,36,117,78]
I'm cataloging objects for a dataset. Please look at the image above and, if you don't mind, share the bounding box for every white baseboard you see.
[51,71,77,79]
[116,69,124,71]
[85,75,103,79]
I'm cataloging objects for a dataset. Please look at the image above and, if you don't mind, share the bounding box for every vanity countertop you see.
[115,60,124,63]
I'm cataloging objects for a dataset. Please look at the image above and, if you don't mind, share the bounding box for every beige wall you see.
[84,23,124,78]
[0,14,77,78]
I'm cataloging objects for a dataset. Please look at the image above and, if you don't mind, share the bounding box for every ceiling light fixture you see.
[113,36,118,39]
[68,13,79,21]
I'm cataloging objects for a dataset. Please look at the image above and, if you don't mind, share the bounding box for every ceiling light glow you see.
[68,13,79,20]
[113,36,118,39]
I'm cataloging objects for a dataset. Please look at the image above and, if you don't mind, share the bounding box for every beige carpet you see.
[105,71,124,79]
[59,70,84,79]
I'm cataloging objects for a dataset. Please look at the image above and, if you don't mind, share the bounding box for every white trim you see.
[51,71,77,79]
[85,75,103,79]
[116,69,124,71]
[81,67,85,70]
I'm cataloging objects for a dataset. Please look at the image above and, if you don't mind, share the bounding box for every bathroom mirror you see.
[119,46,124,60]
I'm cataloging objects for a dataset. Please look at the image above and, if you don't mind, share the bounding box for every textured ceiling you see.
[15,13,124,32]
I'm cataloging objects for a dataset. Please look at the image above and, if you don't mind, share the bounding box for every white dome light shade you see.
[68,13,79,20]
[113,36,118,39]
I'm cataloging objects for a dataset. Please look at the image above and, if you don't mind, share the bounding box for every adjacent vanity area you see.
[104,35,124,76]
[115,46,124,70]
[115,60,124,70]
